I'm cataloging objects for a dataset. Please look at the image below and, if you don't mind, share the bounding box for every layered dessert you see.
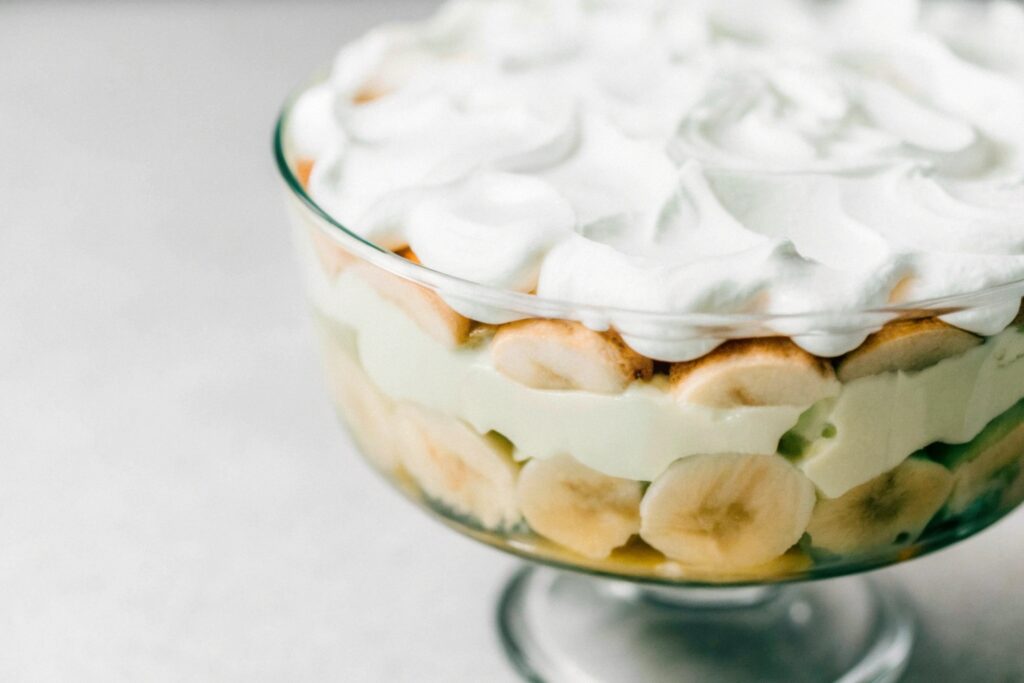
[280,0,1024,582]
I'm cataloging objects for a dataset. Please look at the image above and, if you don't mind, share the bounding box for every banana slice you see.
[998,458,1024,511]
[319,324,400,472]
[395,404,521,530]
[655,549,813,583]
[836,318,981,382]
[806,458,953,556]
[639,453,815,569]
[517,454,643,559]
[354,262,472,347]
[491,319,654,394]
[949,431,1024,516]
[929,400,1024,515]
[669,338,838,408]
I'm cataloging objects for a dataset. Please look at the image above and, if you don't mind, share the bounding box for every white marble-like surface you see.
[1,2,1022,680]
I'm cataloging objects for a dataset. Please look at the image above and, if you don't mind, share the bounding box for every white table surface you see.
[2,1,1023,681]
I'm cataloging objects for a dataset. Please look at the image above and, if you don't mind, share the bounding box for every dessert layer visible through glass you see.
[275,2,1024,678]
[279,121,1024,585]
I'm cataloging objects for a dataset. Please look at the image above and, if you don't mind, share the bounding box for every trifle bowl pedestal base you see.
[498,566,914,683]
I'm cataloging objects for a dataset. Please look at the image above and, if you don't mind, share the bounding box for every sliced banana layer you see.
[517,454,643,559]
[353,263,471,348]
[320,325,400,472]
[806,458,953,556]
[837,318,981,382]
[396,404,521,531]
[669,338,839,408]
[639,453,815,570]
[930,400,1024,515]
[491,319,654,394]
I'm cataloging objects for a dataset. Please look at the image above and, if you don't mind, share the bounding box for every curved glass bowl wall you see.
[277,101,1024,587]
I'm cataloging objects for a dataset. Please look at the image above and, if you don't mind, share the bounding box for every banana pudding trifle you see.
[278,0,1024,586]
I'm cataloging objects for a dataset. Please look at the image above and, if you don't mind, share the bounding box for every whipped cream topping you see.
[292,0,1024,360]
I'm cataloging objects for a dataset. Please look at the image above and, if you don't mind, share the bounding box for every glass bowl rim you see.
[273,80,1024,329]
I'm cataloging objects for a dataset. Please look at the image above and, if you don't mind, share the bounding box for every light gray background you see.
[2,1,1023,681]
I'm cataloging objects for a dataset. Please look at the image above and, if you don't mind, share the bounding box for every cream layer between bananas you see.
[302,239,1024,498]
[294,0,1024,361]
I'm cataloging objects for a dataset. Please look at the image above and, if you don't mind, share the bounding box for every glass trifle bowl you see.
[274,1,1024,680]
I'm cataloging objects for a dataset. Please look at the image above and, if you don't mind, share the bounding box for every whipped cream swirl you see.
[292,0,1024,360]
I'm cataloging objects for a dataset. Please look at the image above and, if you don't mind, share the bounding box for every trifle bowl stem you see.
[497,566,914,683]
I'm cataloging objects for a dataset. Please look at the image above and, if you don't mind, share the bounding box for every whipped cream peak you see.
[407,171,575,292]
[292,0,1024,361]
